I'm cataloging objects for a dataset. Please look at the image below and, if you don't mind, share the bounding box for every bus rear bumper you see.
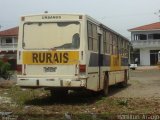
[17,76,87,88]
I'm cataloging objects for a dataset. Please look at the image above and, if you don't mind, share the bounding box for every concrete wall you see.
[140,49,150,65]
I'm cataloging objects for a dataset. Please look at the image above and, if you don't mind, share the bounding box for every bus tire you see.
[102,72,109,96]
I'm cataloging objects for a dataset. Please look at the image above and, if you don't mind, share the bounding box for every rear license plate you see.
[44,67,57,72]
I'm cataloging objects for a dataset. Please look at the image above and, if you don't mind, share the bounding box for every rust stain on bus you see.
[110,55,121,71]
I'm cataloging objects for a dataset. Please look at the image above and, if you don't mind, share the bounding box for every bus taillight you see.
[79,64,86,73]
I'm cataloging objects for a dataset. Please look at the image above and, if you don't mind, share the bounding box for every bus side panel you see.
[86,52,110,91]
[85,51,99,91]
[116,71,125,83]
[87,72,99,91]
[108,72,116,85]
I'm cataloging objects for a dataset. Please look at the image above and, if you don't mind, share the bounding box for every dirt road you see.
[110,69,160,98]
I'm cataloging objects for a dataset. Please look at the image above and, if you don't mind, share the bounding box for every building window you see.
[133,34,147,40]
[1,37,13,45]
[6,38,12,43]
[153,33,160,40]
[139,34,147,40]
[148,33,160,40]
[150,50,160,65]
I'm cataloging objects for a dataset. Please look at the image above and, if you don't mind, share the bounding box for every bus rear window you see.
[23,22,80,50]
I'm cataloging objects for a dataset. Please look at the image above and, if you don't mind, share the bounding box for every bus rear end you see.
[17,14,87,95]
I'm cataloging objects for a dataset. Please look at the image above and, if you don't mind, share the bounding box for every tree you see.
[0,60,12,80]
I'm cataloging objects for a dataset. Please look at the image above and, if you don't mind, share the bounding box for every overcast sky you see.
[0,0,160,39]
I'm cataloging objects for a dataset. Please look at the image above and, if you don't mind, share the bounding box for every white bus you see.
[158,51,160,69]
[17,13,130,96]
[158,51,160,62]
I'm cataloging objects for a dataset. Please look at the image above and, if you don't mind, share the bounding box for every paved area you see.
[137,66,159,70]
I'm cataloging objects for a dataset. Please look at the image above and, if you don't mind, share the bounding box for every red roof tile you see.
[0,27,19,36]
[129,22,160,31]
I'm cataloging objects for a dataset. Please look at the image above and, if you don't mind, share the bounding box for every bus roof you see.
[22,13,86,17]
[21,13,130,43]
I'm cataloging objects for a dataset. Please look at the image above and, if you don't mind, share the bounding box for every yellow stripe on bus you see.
[22,51,79,65]
[110,55,121,71]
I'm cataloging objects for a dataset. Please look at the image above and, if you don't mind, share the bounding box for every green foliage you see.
[0,60,12,80]
[117,99,128,106]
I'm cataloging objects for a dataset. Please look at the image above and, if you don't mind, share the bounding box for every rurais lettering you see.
[63,53,69,63]
[32,52,69,63]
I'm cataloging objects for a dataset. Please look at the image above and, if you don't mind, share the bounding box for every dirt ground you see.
[0,68,160,119]
[109,68,160,98]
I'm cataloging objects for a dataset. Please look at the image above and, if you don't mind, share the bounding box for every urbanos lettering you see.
[22,51,79,65]
[42,16,61,19]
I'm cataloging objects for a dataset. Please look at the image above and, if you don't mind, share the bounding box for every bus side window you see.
[118,37,121,55]
[106,31,110,54]
[103,30,106,53]
[110,33,113,55]
[88,22,93,50]
[87,21,98,51]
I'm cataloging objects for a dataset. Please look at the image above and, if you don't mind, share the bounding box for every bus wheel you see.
[50,89,68,97]
[102,72,109,96]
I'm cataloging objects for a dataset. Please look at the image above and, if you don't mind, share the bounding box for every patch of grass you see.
[8,86,47,105]
[0,85,160,119]
[116,99,128,106]
[95,96,107,104]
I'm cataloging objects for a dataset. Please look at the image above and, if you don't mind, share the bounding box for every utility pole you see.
[154,10,160,22]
